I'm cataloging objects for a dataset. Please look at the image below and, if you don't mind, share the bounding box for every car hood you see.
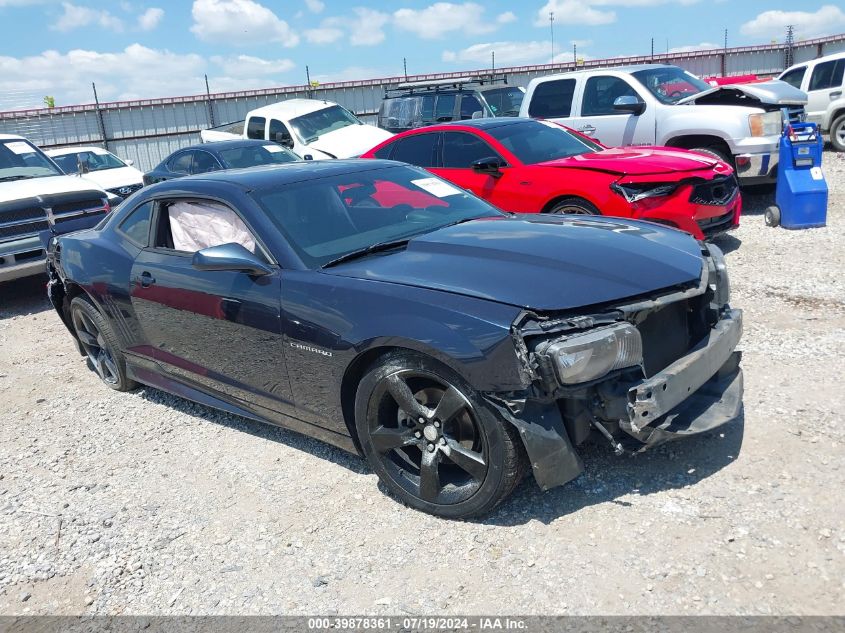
[78,167,144,190]
[0,175,106,203]
[307,124,393,159]
[538,147,720,176]
[677,79,808,106]
[325,216,704,311]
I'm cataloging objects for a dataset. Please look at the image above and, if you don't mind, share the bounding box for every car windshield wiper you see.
[321,237,413,268]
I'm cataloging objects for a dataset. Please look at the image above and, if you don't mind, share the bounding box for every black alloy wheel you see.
[355,352,525,518]
[70,296,137,391]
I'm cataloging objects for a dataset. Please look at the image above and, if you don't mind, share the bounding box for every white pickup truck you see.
[519,64,808,185]
[201,98,392,160]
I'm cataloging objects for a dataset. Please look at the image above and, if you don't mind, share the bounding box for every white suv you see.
[779,52,845,151]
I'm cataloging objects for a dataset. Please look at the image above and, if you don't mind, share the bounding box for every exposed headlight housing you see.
[707,242,731,306]
[539,323,643,385]
[749,111,782,137]
[611,182,677,203]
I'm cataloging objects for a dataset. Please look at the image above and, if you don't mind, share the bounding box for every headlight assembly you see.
[538,323,643,385]
[748,111,782,137]
[610,182,677,203]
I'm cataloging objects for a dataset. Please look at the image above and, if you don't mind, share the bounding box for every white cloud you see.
[349,7,389,46]
[190,0,299,47]
[740,5,845,40]
[443,40,555,66]
[304,25,343,44]
[138,7,164,31]
[0,45,301,107]
[534,0,701,27]
[394,2,504,39]
[304,0,323,13]
[668,41,718,53]
[497,11,516,24]
[51,2,124,32]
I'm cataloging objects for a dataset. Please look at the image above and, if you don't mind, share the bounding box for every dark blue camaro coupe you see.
[46,160,742,518]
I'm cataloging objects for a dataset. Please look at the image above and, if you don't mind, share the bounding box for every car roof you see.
[152,159,399,190]
[534,63,672,81]
[248,98,335,119]
[0,133,25,141]
[46,146,113,156]
[176,139,281,154]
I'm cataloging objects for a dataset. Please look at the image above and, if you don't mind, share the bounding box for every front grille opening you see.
[52,198,107,216]
[0,220,49,241]
[690,175,738,206]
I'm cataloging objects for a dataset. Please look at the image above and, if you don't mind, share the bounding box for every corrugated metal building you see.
[2,34,844,171]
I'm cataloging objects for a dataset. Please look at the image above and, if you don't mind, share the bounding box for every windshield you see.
[218,144,299,169]
[290,105,361,142]
[252,165,500,268]
[481,87,525,117]
[631,67,711,104]
[487,120,600,164]
[52,150,125,174]
[0,139,63,181]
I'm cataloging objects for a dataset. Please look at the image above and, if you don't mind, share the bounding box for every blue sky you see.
[1,0,844,108]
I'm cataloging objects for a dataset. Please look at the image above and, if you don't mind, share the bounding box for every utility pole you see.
[722,28,728,77]
[491,51,495,71]
[91,82,108,151]
[403,57,407,80]
[785,24,795,68]
[549,11,555,64]
[650,37,654,61]
[305,65,312,97]
[573,43,577,68]
[204,74,214,127]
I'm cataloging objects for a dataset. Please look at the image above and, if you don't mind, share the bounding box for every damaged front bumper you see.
[622,309,742,447]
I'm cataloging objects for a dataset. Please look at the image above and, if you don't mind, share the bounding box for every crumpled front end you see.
[509,242,743,489]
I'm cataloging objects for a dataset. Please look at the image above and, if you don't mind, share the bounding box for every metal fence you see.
[2,33,844,172]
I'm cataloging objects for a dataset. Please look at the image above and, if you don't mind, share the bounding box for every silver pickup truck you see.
[519,64,808,185]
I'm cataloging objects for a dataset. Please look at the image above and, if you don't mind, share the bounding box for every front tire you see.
[691,146,731,164]
[547,197,600,215]
[354,351,526,519]
[70,296,137,392]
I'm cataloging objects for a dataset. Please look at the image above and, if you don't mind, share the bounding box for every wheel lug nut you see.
[427,444,436,453]
[439,437,446,445]
[433,420,441,428]
[414,431,422,439]
[418,417,425,424]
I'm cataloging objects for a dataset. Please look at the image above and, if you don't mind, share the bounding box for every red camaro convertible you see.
[361,118,741,240]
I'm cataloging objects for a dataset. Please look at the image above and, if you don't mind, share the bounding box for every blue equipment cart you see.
[765,123,828,229]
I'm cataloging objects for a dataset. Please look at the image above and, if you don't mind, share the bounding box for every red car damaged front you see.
[542,146,743,239]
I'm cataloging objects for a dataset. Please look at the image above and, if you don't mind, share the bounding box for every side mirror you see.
[303,154,314,161]
[613,95,646,115]
[124,159,134,166]
[77,156,90,175]
[471,110,484,119]
[191,243,273,276]
[471,156,506,178]
[273,133,294,149]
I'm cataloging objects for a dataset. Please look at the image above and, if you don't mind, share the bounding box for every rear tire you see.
[830,114,845,152]
[70,296,137,392]
[547,197,600,216]
[354,351,526,519]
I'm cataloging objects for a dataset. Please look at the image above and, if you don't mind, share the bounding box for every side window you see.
[780,66,806,89]
[117,201,153,246]
[192,151,220,174]
[441,132,500,169]
[269,119,293,147]
[389,134,439,167]
[528,79,577,118]
[153,199,259,255]
[809,59,845,91]
[246,116,266,140]
[420,95,435,123]
[434,95,456,122]
[373,143,393,159]
[167,151,193,174]
[582,76,638,116]
[460,95,484,120]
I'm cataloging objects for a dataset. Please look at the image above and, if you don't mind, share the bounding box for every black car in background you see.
[378,75,526,133]
[46,161,742,518]
[143,139,299,185]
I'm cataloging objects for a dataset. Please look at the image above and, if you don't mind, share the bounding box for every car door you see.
[431,131,536,213]
[568,74,656,146]
[268,118,295,150]
[805,58,845,126]
[128,196,295,418]
[161,150,194,182]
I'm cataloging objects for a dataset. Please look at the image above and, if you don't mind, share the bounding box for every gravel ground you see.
[0,152,843,616]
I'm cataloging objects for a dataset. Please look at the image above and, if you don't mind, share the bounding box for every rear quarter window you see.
[528,79,577,118]
[116,201,153,246]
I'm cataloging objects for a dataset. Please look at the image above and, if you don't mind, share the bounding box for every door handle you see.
[831,91,842,99]
[138,271,156,288]
[578,125,596,135]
